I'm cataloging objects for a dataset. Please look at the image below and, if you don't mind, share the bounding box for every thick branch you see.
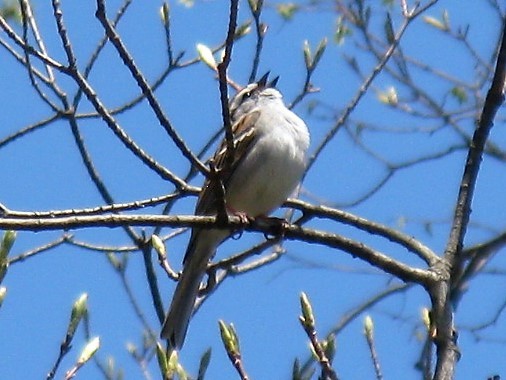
[281,224,434,286]
[0,214,435,285]
[287,199,439,266]
[444,18,506,294]
[432,17,506,380]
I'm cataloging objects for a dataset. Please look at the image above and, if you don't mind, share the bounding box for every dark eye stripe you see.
[229,84,259,120]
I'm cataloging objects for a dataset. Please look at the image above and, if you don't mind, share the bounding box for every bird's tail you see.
[160,230,221,349]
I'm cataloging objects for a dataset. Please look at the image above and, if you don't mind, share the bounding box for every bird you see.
[160,72,310,349]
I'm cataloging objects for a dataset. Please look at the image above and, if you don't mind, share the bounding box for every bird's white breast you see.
[226,104,309,216]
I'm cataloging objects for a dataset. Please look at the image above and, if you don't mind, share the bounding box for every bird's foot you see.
[226,207,253,240]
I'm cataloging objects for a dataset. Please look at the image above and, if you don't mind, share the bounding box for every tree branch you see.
[0,213,435,285]
[95,0,209,176]
[287,199,439,265]
[432,16,506,380]
[217,0,239,161]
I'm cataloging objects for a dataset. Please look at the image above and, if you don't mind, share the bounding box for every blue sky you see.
[1,0,506,379]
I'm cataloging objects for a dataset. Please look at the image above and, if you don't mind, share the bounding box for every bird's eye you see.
[243,91,252,100]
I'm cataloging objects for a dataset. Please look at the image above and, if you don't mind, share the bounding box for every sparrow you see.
[160,73,310,349]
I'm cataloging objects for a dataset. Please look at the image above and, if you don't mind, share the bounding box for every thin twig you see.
[306,1,437,175]
[23,0,54,81]
[9,234,70,264]
[2,191,195,218]
[216,0,239,165]
[248,0,265,83]
[50,0,185,187]
[364,317,383,380]
[300,284,410,375]
[67,114,141,243]
[306,17,408,173]
[95,0,208,176]
[73,0,133,108]
[116,256,157,336]
[0,14,65,70]
[141,242,165,324]
[19,0,63,111]
[299,294,338,380]
[0,113,60,149]
[75,71,186,186]
[67,238,138,252]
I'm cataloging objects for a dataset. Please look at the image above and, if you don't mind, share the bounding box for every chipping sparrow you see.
[160,73,310,349]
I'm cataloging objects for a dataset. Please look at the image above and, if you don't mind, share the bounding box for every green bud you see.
[384,13,395,44]
[377,86,398,106]
[292,358,301,379]
[0,231,16,284]
[77,336,100,365]
[423,15,448,31]
[247,0,259,13]
[303,40,312,69]
[167,350,180,378]
[126,342,137,356]
[159,2,170,26]
[197,348,212,379]
[0,286,6,308]
[451,86,467,104]
[0,259,7,285]
[196,43,217,70]
[0,2,22,23]
[276,3,299,21]
[0,264,7,286]
[363,315,374,337]
[105,252,122,271]
[313,37,327,68]
[299,292,315,328]
[323,334,336,362]
[218,320,240,356]
[0,230,16,259]
[67,293,88,339]
[218,320,231,344]
[235,21,252,39]
[334,15,351,45]
[229,324,240,353]
[155,342,169,377]
[151,234,166,258]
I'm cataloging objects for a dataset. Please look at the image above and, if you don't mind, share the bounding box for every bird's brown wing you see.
[182,110,261,265]
[195,109,261,216]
